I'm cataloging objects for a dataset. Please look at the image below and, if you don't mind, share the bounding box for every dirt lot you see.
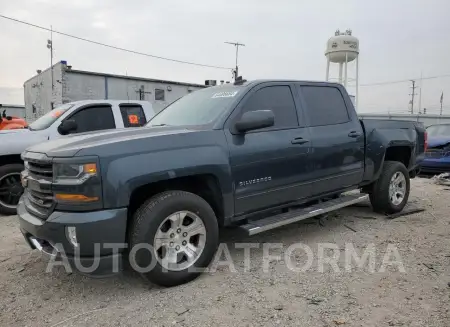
[1,177,449,327]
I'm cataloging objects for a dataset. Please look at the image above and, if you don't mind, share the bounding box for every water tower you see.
[325,29,359,108]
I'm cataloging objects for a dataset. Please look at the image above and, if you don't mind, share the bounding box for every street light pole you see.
[225,41,245,80]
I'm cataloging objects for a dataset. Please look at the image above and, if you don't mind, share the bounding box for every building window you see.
[155,89,165,101]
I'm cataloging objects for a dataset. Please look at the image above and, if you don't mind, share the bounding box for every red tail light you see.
[424,131,428,152]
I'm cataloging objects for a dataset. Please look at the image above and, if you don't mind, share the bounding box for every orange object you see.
[0,116,28,130]
[55,193,99,202]
[50,110,64,118]
[128,114,139,125]
[83,163,97,174]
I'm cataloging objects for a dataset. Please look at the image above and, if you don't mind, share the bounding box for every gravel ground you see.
[1,177,449,327]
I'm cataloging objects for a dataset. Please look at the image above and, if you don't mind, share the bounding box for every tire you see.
[129,191,219,287]
[0,163,24,215]
[369,161,410,214]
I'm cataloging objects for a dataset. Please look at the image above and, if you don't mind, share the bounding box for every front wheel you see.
[369,161,410,214]
[129,191,219,287]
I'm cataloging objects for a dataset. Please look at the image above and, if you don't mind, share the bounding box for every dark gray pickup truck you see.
[18,79,426,286]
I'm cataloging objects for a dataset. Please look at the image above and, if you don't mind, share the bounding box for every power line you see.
[360,74,450,86]
[0,14,231,70]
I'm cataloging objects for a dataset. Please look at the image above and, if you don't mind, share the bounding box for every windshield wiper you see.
[150,123,169,127]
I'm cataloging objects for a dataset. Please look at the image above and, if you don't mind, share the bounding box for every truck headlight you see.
[53,163,97,184]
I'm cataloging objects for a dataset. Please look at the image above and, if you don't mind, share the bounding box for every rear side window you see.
[67,105,115,134]
[240,86,298,130]
[301,86,349,126]
[120,104,146,127]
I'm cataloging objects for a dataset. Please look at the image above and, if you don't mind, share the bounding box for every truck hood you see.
[26,126,196,157]
[0,129,49,156]
[428,137,450,148]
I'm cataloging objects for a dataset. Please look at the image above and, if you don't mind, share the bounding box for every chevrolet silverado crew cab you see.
[0,100,154,215]
[18,80,426,287]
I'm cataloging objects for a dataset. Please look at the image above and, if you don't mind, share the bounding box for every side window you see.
[240,86,298,130]
[301,86,350,126]
[155,89,165,101]
[120,104,146,127]
[67,106,115,134]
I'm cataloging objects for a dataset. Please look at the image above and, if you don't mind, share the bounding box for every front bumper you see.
[17,197,128,277]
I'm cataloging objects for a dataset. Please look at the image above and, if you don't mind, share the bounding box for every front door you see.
[225,83,312,215]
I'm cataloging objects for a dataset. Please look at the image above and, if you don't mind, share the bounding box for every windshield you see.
[147,86,242,127]
[28,104,74,131]
[427,124,450,138]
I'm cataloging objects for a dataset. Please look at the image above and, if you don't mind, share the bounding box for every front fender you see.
[101,145,233,214]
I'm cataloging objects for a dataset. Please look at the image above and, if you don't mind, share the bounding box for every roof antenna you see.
[234,76,247,85]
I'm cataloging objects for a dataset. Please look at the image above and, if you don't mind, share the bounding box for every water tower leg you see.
[338,63,343,84]
[355,56,359,111]
[344,53,348,88]
[326,56,330,81]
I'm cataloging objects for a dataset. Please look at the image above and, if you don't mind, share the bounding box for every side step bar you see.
[239,194,369,236]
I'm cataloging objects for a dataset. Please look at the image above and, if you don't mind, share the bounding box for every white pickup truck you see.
[0,100,154,215]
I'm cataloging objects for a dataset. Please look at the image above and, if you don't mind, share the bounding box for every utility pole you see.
[409,80,417,114]
[418,71,423,113]
[440,91,444,116]
[47,25,54,90]
[225,41,245,80]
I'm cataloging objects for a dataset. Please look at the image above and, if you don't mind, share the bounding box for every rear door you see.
[298,84,364,196]
[225,83,312,215]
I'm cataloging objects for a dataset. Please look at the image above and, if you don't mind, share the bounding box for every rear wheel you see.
[129,191,219,287]
[369,161,410,214]
[0,164,24,215]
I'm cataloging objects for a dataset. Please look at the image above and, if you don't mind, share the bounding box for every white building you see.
[23,61,206,121]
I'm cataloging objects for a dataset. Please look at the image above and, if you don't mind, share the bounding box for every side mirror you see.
[234,110,274,133]
[58,119,77,135]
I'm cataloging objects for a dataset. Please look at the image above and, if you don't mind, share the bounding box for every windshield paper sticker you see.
[50,110,64,118]
[212,91,238,98]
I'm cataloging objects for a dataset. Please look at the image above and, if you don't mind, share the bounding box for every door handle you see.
[348,131,362,138]
[291,137,309,145]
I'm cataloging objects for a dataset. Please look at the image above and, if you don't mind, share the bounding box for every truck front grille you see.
[27,161,53,180]
[22,152,54,219]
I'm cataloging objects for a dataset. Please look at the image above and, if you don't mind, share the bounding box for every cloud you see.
[92,21,107,29]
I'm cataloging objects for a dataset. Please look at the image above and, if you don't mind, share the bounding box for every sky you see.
[1,0,450,114]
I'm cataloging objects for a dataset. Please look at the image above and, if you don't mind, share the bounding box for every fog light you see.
[66,226,78,248]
